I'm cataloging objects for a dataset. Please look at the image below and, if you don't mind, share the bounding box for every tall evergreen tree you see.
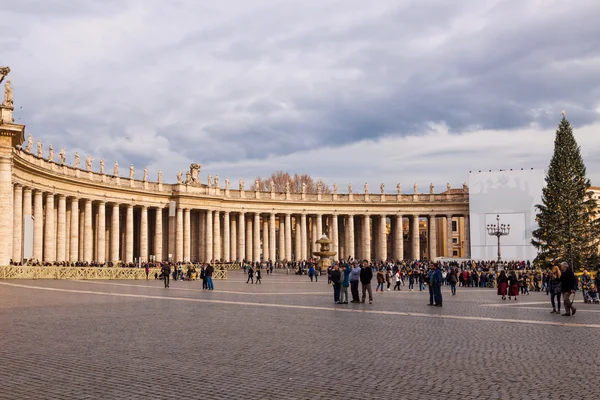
[532,115,600,270]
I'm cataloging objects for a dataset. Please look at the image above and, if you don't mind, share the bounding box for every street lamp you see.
[487,214,510,264]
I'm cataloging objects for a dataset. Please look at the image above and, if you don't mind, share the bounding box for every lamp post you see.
[487,215,510,264]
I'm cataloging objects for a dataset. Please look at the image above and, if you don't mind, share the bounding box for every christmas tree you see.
[532,114,600,270]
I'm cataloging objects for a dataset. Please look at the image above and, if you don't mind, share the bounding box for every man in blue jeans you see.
[206,264,215,290]
[429,263,443,307]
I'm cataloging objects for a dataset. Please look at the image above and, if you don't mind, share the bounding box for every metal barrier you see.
[0,266,228,280]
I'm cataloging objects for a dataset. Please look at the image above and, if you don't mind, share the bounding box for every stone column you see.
[110,204,119,263]
[238,212,245,262]
[33,190,44,261]
[446,214,453,258]
[175,208,183,262]
[346,215,355,260]
[362,214,371,261]
[379,214,387,261]
[97,202,106,264]
[316,214,323,242]
[245,215,252,262]
[183,208,191,262]
[125,204,134,263]
[285,214,292,261]
[294,217,301,261]
[154,208,163,262]
[0,146,14,266]
[139,205,148,262]
[223,211,230,262]
[463,214,471,258]
[12,185,23,263]
[300,213,307,260]
[205,210,213,262]
[278,215,285,261]
[56,195,66,262]
[262,218,269,261]
[311,217,317,255]
[213,210,221,261]
[69,198,79,262]
[429,214,437,261]
[331,214,339,259]
[269,213,276,262]
[82,199,93,263]
[230,214,236,262]
[253,213,261,262]
[412,214,420,260]
[394,215,403,261]
[43,194,55,262]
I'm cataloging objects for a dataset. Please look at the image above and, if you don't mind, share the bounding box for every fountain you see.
[312,235,337,271]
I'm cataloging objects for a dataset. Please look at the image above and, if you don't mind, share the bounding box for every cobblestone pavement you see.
[1,272,599,400]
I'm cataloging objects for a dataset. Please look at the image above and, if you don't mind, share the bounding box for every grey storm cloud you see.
[1,0,600,187]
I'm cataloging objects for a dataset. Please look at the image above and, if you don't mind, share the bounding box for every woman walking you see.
[549,266,562,314]
[508,271,519,300]
[448,268,458,296]
[497,270,509,300]
[376,268,385,292]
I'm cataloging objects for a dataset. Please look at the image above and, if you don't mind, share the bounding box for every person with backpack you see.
[255,267,262,284]
[246,264,254,284]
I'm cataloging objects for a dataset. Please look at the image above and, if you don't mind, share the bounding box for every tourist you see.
[430,263,443,307]
[246,264,254,284]
[145,265,150,280]
[205,264,215,290]
[426,265,435,305]
[349,262,361,303]
[200,265,207,289]
[408,270,415,291]
[161,263,171,288]
[549,265,562,314]
[330,264,342,304]
[340,263,350,304]
[255,267,262,284]
[497,270,508,300]
[376,268,385,292]
[508,271,519,300]
[393,270,401,291]
[385,269,392,291]
[447,268,458,295]
[560,262,577,316]
[360,260,373,304]
[308,265,315,282]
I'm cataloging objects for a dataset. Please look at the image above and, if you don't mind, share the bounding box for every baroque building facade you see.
[0,77,470,266]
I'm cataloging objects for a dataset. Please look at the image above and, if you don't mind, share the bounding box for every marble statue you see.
[59,148,66,164]
[37,140,43,157]
[0,66,10,85]
[285,181,290,193]
[158,170,162,183]
[177,171,183,183]
[143,168,148,182]
[413,183,418,194]
[113,161,119,176]
[26,134,33,152]
[74,152,80,168]
[86,155,92,171]
[225,177,230,190]
[348,183,353,194]
[3,80,13,107]
[397,183,401,194]
[48,145,54,162]
[207,174,213,187]
[447,182,451,192]
[255,179,260,191]
[429,183,434,195]
[463,182,468,191]
[215,174,220,188]
[129,164,135,179]
[317,181,323,193]
[333,183,338,195]
[190,163,201,184]
[380,183,384,194]
[239,178,245,191]
[99,159,105,174]
[270,179,275,192]
[364,182,369,194]
[301,182,306,194]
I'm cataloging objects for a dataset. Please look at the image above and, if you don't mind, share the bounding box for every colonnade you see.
[11,183,471,264]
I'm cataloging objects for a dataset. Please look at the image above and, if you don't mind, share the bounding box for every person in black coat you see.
[161,263,171,288]
[560,262,577,316]
[330,264,342,304]
[360,260,373,304]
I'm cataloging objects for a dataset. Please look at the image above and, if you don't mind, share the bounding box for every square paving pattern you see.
[1,272,599,400]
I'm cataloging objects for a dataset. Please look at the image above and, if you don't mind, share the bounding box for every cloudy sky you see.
[2,0,600,191]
